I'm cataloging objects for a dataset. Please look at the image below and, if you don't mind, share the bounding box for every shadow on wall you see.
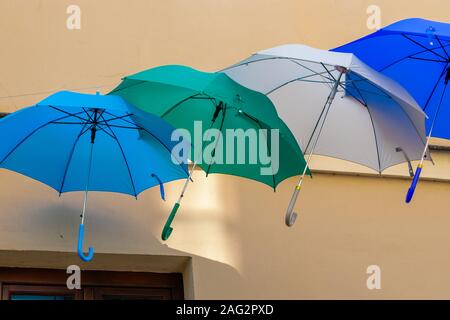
[3,166,450,299]
[164,168,450,299]
[0,169,243,299]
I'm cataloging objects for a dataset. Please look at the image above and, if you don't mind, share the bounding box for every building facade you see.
[0,0,449,299]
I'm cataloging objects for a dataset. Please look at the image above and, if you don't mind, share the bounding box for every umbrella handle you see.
[405,165,423,203]
[162,203,180,241]
[285,186,301,226]
[77,224,94,262]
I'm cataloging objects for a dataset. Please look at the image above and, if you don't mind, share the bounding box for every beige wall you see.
[0,0,450,299]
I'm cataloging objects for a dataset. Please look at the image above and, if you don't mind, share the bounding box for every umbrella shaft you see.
[177,102,224,204]
[81,142,94,224]
[419,81,449,166]
[81,190,88,225]
[297,69,345,185]
[177,161,197,204]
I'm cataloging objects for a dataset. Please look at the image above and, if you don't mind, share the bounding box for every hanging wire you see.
[0,82,118,100]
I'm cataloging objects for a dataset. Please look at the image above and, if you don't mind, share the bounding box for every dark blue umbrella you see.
[334,18,450,202]
[0,91,188,261]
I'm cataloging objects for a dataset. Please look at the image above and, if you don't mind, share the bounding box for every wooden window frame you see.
[0,267,183,300]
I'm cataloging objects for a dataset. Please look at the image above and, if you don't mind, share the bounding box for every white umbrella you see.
[223,44,428,226]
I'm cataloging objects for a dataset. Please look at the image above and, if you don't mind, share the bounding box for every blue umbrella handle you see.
[405,165,423,203]
[151,173,165,201]
[78,224,94,262]
[162,203,180,241]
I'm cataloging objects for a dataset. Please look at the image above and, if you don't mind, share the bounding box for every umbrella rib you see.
[160,93,205,118]
[338,86,367,107]
[397,102,430,147]
[89,110,116,140]
[303,76,333,153]
[48,106,89,122]
[349,75,428,151]
[102,124,141,130]
[436,36,450,59]
[340,82,389,100]
[101,111,189,182]
[58,122,91,194]
[0,112,85,165]
[220,56,286,71]
[82,108,95,122]
[102,111,185,176]
[402,34,448,61]
[289,60,335,83]
[265,71,333,95]
[221,56,336,77]
[342,48,424,166]
[379,41,450,72]
[50,121,88,125]
[322,63,370,105]
[95,124,116,140]
[340,70,391,100]
[365,105,382,173]
[345,74,368,106]
[423,63,449,111]
[238,111,277,189]
[408,56,447,63]
[255,119,276,190]
[289,59,334,78]
[341,77,391,101]
[99,113,138,197]
[320,63,339,91]
[97,113,133,124]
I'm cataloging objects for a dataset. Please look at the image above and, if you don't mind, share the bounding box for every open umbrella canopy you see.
[110,65,308,240]
[223,44,428,225]
[333,18,450,139]
[110,65,307,189]
[224,44,427,172]
[0,91,189,260]
[0,91,188,195]
[333,18,450,202]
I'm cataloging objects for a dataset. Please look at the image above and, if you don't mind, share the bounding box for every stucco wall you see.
[0,0,450,299]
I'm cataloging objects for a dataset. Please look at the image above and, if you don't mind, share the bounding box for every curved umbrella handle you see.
[285,186,301,226]
[162,203,180,241]
[78,224,94,262]
[405,165,423,203]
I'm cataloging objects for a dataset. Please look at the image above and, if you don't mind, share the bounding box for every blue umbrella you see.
[0,91,188,261]
[334,18,450,202]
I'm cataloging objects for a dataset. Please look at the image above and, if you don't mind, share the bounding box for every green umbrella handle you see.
[285,186,301,226]
[162,203,180,241]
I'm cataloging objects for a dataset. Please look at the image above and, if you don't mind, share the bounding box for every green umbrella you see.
[110,65,308,240]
